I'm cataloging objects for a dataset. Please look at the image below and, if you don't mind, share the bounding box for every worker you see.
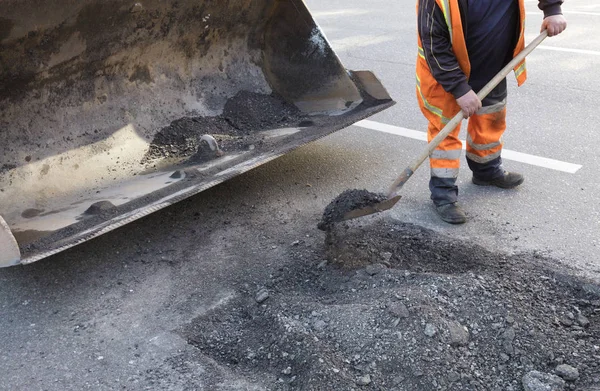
[416,0,567,224]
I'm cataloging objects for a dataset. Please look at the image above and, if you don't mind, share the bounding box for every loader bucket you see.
[0,0,394,266]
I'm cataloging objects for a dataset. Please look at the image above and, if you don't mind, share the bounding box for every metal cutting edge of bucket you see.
[0,215,21,267]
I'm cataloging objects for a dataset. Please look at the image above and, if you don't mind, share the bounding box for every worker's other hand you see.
[541,15,567,37]
[456,90,482,118]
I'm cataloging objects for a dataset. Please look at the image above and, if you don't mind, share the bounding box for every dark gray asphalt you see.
[0,1,598,390]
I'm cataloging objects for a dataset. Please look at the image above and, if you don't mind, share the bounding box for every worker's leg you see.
[416,72,466,223]
[465,79,524,188]
[428,118,467,224]
[427,122,462,206]
[428,120,462,206]
[465,106,506,180]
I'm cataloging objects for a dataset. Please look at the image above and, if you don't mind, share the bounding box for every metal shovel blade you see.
[341,195,402,221]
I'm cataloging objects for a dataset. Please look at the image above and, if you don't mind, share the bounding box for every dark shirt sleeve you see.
[417,0,471,99]
[538,0,563,17]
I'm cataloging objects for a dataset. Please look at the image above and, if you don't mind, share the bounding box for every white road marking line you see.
[537,46,600,56]
[355,120,583,174]
[312,9,372,18]
[356,120,428,141]
[330,35,395,50]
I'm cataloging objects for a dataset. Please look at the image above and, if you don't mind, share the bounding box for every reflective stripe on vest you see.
[513,0,527,85]
[438,0,453,44]
[515,62,526,80]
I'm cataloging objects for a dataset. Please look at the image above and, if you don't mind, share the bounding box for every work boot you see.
[472,171,524,189]
[434,202,467,224]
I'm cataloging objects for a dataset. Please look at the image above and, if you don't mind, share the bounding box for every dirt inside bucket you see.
[143,91,307,164]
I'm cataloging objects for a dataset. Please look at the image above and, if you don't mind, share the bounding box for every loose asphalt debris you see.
[182,220,600,390]
[144,91,305,163]
[318,189,387,231]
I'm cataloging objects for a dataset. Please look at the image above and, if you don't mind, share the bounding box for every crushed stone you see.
[555,364,580,381]
[182,221,600,390]
[523,370,566,391]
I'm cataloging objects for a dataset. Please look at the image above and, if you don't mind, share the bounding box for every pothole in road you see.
[324,221,490,273]
[183,221,600,390]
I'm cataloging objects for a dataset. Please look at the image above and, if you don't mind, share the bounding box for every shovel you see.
[340,31,549,222]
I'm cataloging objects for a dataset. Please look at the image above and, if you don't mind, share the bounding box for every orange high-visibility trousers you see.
[420,81,508,205]
[426,96,507,181]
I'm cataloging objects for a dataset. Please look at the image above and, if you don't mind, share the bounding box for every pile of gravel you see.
[183,221,600,390]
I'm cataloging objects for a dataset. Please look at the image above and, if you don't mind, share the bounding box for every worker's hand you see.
[541,15,567,37]
[456,90,482,118]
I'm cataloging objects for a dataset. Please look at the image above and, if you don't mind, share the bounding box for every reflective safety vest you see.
[416,0,527,124]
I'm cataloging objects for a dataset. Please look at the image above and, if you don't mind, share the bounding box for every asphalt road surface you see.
[1,1,599,390]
